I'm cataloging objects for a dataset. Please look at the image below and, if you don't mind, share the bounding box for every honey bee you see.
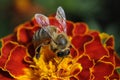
[33,7,70,59]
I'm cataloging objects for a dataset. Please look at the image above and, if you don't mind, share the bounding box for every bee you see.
[33,7,70,59]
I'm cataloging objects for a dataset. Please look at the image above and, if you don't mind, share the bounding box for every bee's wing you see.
[35,13,50,27]
[55,6,67,33]
[35,13,55,39]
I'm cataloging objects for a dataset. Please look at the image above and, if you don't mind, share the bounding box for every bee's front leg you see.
[35,44,42,59]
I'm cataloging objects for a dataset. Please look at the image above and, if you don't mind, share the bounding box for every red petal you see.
[17,27,34,44]
[73,23,88,36]
[109,70,120,79]
[101,47,115,65]
[105,36,114,48]
[70,47,78,58]
[92,61,114,80]
[85,32,108,61]
[71,68,80,75]
[72,35,92,56]
[0,42,18,69]
[76,55,93,80]
[1,34,17,45]
[5,45,28,77]
[31,26,41,33]
[77,55,93,68]
[77,69,91,80]
[66,21,74,36]
[31,18,39,26]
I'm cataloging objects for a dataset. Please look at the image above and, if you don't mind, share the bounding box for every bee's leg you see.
[58,57,64,65]
[35,44,42,59]
[35,41,50,59]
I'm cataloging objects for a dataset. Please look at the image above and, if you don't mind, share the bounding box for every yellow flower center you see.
[17,45,82,80]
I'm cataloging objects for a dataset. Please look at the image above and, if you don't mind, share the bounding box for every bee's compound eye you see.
[57,49,70,57]
[57,52,64,57]
[56,34,67,48]
[64,49,70,55]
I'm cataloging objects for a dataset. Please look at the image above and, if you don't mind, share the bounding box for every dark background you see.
[0,0,120,54]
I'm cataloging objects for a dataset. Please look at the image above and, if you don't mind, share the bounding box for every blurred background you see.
[0,0,120,55]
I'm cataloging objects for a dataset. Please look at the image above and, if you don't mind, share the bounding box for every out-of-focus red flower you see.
[0,16,120,80]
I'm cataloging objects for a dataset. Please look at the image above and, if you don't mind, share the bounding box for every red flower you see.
[0,16,120,80]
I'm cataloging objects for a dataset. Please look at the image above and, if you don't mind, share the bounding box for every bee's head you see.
[50,33,70,57]
[57,49,70,57]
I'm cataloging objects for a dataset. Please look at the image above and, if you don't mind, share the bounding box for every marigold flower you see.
[0,9,120,80]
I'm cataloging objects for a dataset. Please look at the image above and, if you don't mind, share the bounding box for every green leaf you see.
[116,68,120,74]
